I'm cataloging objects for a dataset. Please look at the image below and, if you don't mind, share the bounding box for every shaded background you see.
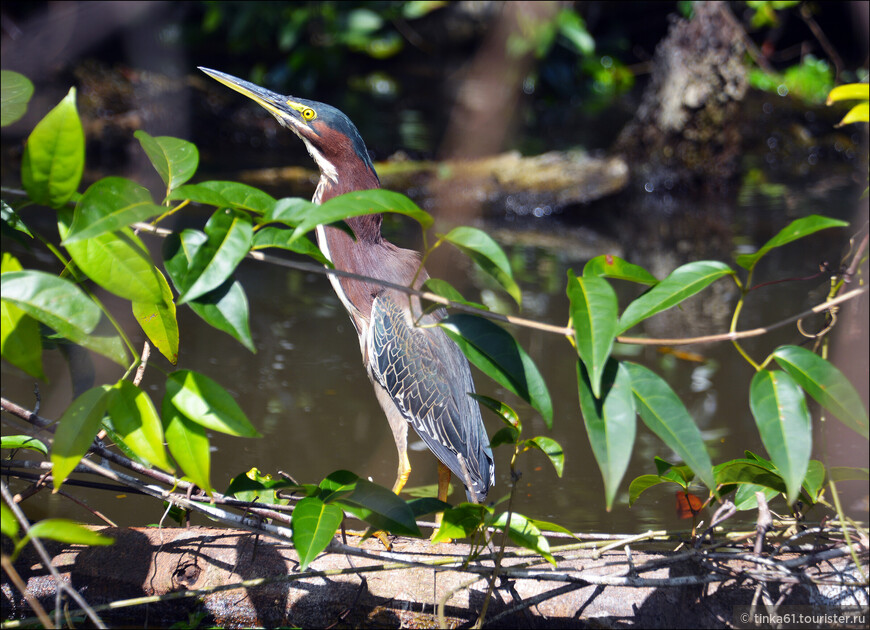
[1,1,868,533]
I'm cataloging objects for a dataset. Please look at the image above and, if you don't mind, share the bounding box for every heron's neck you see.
[313,164,382,244]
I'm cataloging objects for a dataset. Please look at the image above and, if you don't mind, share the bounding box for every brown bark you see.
[3,526,863,628]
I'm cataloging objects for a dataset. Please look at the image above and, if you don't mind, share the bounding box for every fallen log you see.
[3,526,865,628]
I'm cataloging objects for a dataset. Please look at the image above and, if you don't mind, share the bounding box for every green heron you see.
[200,68,494,508]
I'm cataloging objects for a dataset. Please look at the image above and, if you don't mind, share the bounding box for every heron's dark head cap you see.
[199,67,377,185]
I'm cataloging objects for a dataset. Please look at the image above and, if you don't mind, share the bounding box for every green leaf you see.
[714,459,788,495]
[178,209,253,304]
[422,278,488,311]
[567,270,618,398]
[733,483,780,511]
[24,519,114,547]
[439,226,521,306]
[577,360,636,510]
[21,88,84,208]
[1,70,34,126]
[189,279,255,353]
[406,497,452,519]
[226,468,302,504]
[289,189,433,242]
[469,393,520,430]
[523,436,564,477]
[623,362,716,492]
[51,386,111,488]
[829,467,869,483]
[162,398,213,494]
[134,131,199,192]
[252,227,331,266]
[438,314,553,427]
[264,197,319,225]
[63,228,165,304]
[2,201,34,239]
[618,261,734,334]
[628,474,673,507]
[431,503,489,542]
[736,215,849,270]
[106,380,173,471]
[334,478,421,537]
[1,435,48,456]
[1,503,18,539]
[773,345,868,439]
[492,512,555,565]
[162,229,207,293]
[63,178,164,244]
[318,469,360,503]
[802,460,825,501]
[292,497,343,571]
[749,370,812,505]
[1,287,45,379]
[583,255,658,286]
[0,270,100,342]
[168,181,276,214]
[131,269,179,364]
[490,426,520,448]
[165,370,260,437]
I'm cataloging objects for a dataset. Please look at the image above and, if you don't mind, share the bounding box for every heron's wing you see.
[366,291,493,501]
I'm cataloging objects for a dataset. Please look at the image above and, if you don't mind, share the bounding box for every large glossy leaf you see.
[491,511,555,565]
[21,88,83,208]
[422,278,488,311]
[178,209,253,304]
[292,497,343,571]
[162,398,213,494]
[583,255,658,286]
[1,70,34,126]
[733,483,780,511]
[618,261,733,334]
[736,215,849,270]
[134,131,199,192]
[469,393,520,430]
[187,278,255,353]
[64,178,163,244]
[64,227,164,304]
[162,229,207,293]
[168,181,276,214]
[440,226,521,306]
[623,362,715,492]
[438,314,553,427]
[749,370,812,504]
[567,270,618,398]
[334,478,421,537]
[51,386,111,488]
[431,503,490,543]
[289,189,433,243]
[131,269,179,364]
[106,380,172,471]
[24,519,114,547]
[264,197,319,225]
[1,256,44,378]
[773,345,868,438]
[524,436,564,477]
[713,459,788,495]
[1,270,100,340]
[1,435,49,456]
[628,474,674,507]
[165,370,260,437]
[577,360,636,510]
[252,226,330,265]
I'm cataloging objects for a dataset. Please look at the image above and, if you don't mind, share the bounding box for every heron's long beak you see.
[199,67,295,123]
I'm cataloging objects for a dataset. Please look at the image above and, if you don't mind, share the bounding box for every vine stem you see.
[129,221,869,347]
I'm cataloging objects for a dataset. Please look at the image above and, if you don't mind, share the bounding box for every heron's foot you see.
[343,528,393,550]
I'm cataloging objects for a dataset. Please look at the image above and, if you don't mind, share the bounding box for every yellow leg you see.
[432,462,452,541]
[392,450,412,496]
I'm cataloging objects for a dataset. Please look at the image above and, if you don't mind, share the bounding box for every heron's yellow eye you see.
[302,107,316,121]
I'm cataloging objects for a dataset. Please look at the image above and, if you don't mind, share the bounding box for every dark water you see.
[3,167,867,535]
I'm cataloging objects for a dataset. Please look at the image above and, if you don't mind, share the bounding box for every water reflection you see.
[2,174,866,534]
